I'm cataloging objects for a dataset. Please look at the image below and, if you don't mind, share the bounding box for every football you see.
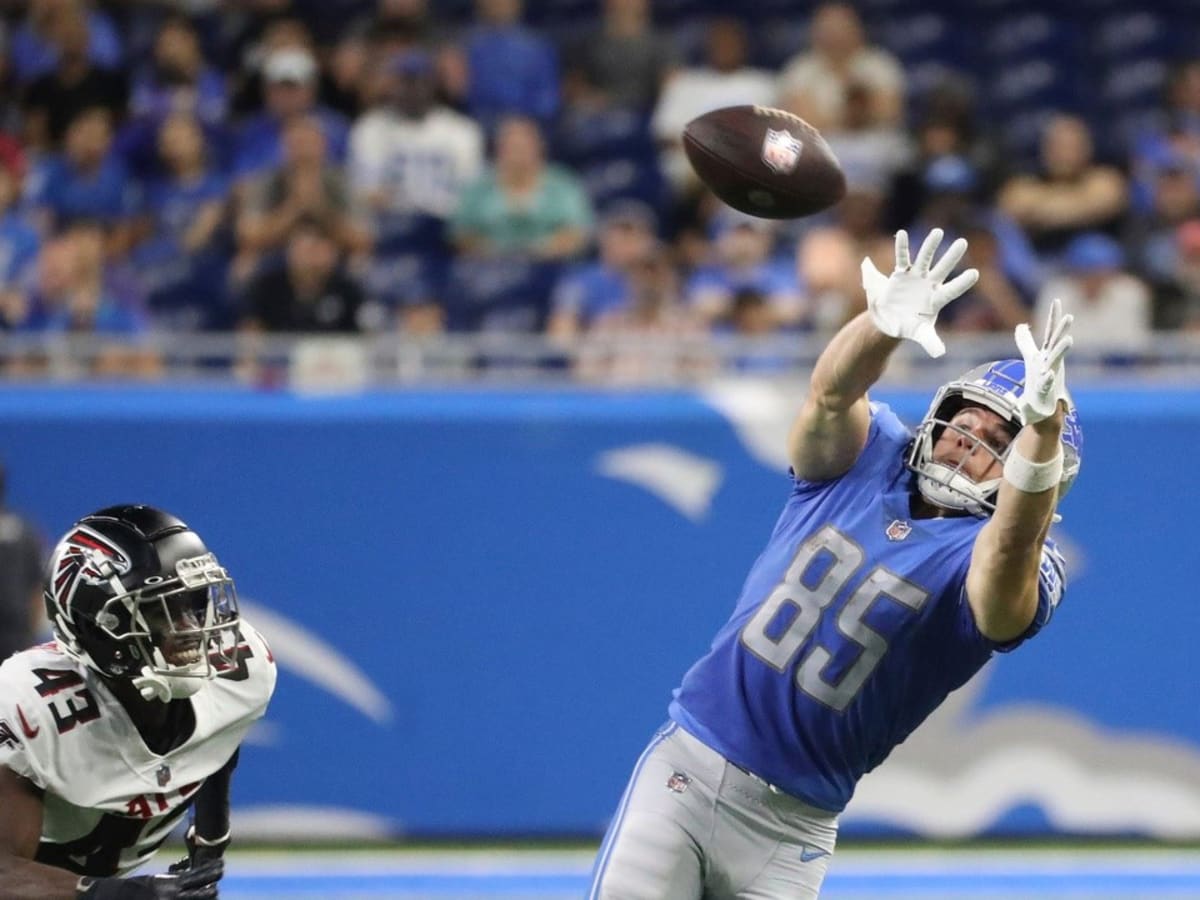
[682,105,847,219]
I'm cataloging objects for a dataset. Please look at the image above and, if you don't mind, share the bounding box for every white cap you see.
[264,48,317,84]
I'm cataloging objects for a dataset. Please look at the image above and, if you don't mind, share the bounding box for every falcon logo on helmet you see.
[43,505,243,703]
[50,527,132,617]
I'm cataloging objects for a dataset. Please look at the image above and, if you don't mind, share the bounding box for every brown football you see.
[682,105,847,219]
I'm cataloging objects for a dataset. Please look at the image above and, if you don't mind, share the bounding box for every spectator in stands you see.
[998,115,1129,261]
[0,460,45,664]
[0,161,40,298]
[909,155,1042,303]
[950,222,1030,334]
[1130,60,1200,214]
[236,115,371,279]
[714,287,798,374]
[566,0,673,113]
[130,16,228,132]
[239,214,370,333]
[824,81,910,207]
[226,15,317,117]
[547,200,658,339]
[685,211,805,329]
[357,1,463,109]
[32,108,137,256]
[372,0,440,42]
[349,47,484,334]
[321,28,371,120]
[796,226,862,336]
[1162,220,1200,330]
[132,113,232,331]
[10,0,123,85]
[20,4,128,152]
[1037,233,1152,354]
[232,46,350,182]
[777,2,904,133]
[576,250,707,383]
[652,18,775,195]
[455,0,559,134]
[1128,153,1200,296]
[453,115,592,262]
[12,221,157,376]
[888,91,1002,235]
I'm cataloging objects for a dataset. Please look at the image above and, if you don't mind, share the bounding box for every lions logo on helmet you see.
[907,359,1083,517]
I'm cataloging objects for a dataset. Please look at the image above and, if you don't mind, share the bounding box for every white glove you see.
[862,228,980,358]
[1014,297,1073,425]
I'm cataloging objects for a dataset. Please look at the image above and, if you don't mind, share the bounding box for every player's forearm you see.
[0,854,82,899]
[192,750,238,842]
[808,312,901,411]
[989,414,1063,552]
[966,412,1063,639]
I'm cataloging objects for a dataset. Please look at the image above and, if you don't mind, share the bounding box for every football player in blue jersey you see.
[589,228,1081,900]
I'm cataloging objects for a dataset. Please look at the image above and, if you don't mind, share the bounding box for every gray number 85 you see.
[739,524,930,712]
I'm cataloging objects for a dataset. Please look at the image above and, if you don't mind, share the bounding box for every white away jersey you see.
[348,107,484,218]
[0,621,276,876]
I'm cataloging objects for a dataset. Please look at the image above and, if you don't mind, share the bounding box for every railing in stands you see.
[0,331,1198,386]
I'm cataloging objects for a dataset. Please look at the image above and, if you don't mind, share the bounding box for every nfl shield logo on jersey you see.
[666,771,692,793]
[885,520,912,542]
[761,128,804,174]
[156,764,171,786]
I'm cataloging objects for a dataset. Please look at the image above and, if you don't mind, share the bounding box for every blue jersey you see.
[669,403,1064,813]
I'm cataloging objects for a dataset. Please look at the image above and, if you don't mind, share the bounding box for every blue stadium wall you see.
[1,383,1196,840]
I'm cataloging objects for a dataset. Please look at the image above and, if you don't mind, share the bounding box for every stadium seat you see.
[876,12,961,68]
[443,257,561,333]
[552,108,654,170]
[981,12,1081,69]
[579,158,669,223]
[751,19,810,71]
[1090,11,1175,61]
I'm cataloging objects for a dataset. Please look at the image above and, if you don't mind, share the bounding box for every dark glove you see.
[168,826,231,873]
[76,859,224,900]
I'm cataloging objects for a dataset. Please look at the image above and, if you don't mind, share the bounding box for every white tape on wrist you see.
[1003,446,1063,494]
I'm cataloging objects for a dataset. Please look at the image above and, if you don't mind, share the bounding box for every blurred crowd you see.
[0,0,1197,374]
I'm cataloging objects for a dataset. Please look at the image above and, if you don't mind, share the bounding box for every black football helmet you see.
[44,505,241,701]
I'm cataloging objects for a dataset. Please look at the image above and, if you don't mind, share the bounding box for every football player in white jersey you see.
[0,505,276,899]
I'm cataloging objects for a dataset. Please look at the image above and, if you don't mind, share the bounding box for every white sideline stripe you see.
[222,848,1200,877]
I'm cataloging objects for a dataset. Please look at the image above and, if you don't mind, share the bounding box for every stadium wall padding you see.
[1,383,1196,839]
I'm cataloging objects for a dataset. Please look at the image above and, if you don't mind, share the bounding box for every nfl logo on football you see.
[761,128,804,175]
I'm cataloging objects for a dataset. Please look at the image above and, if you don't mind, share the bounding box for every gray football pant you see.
[589,722,839,900]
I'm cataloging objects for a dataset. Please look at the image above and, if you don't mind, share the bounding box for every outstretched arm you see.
[789,229,978,480]
[967,299,1074,642]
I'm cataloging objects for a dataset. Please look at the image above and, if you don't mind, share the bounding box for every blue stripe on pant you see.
[587,722,678,899]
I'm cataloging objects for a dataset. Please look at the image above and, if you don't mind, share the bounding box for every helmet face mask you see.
[94,553,241,687]
[907,359,1083,517]
[44,507,243,701]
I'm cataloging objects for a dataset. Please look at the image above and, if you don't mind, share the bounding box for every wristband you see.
[190,827,231,848]
[1003,446,1063,494]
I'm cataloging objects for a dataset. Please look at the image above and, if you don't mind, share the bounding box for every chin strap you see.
[131,668,173,703]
